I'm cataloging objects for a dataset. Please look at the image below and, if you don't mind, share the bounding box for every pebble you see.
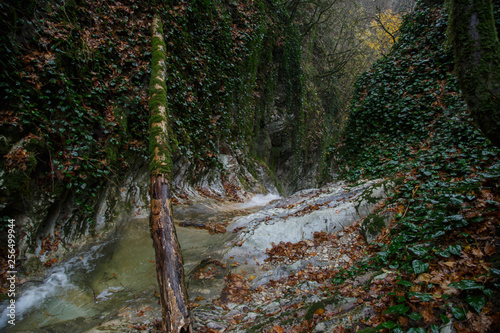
[314,322,327,332]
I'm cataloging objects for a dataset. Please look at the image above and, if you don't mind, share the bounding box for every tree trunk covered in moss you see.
[149,15,192,333]
[447,0,500,147]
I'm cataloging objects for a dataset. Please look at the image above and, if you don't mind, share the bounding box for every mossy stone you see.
[360,213,391,244]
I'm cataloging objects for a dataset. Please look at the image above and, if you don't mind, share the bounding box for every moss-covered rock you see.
[360,212,393,244]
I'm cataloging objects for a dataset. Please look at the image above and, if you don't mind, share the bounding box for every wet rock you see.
[319,304,375,332]
[314,322,327,332]
[226,179,394,266]
[373,272,389,281]
[207,320,227,331]
[339,254,351,263]
[352,271,376,286]
[440,322,457,333]
[245,312,258,322]
[172,153,278,201]
[252,259,319,286]
[359,212,393,244]
[262,301,280,313]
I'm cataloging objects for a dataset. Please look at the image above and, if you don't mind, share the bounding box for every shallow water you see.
[0,194,279,332]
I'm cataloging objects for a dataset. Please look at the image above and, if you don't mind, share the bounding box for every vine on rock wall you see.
[0,0,154,236]
[337,2,499,331]
[0,0,324,248]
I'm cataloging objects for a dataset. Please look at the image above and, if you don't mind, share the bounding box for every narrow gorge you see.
[1,0,499,332]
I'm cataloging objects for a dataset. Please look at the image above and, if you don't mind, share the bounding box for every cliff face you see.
[0,0,330,257]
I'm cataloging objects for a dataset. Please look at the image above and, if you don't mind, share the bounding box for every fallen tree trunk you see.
[149,14,192,333]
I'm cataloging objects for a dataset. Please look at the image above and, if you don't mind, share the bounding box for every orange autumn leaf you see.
[398,315,409,326]
[273,325,284,333]
[443,261,456,267]
[314,308,325,316]
[484,243,495,256]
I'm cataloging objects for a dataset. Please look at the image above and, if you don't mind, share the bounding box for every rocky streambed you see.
[2,178,396,332]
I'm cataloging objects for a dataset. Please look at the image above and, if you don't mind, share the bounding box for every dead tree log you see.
[149,14,192,333]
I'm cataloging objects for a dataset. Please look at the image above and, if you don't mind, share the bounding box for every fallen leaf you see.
[484,243,495,256]
[421,304,435,323]
[417,273,432,282]
[471,313,493,332]
[314,308,325,316]
[454,322,473,333]
[472,249,484,258]
[273,325,284,333]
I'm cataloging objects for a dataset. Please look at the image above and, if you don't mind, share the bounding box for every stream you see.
[0,194,280,332]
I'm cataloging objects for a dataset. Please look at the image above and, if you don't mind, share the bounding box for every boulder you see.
[226,178,395,264]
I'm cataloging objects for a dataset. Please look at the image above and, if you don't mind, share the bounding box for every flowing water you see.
[0,194,280,332]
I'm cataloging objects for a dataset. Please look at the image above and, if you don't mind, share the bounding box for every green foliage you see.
[0,0,314,231]
[159,0,271,169]
[0,0,153,229]
[337,0,499,330]
[159,0,321,187]
[383,304,409,315]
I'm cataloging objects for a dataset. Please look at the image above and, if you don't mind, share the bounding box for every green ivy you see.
[337,1,499,330]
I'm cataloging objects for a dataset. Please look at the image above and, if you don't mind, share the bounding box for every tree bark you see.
[150,176,192,333]
[149,15,192,333]
[447,0,500,147]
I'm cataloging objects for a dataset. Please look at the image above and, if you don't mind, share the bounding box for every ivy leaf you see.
[451,306,466,320]
[377,320,397,329]
[383,304,409,314]
[466,294,486,313]
[483,288,493,298]
[444,214,468,227]
[440,313,450,324]
[409,246,428,256]
[448,280,484,290]
[412,259,429,274]
[490,267,500,276]
[408,292,434,301]
[436,249,451,258]
[408,312,423,321]
[407,328,426,333]
[448,244,462,256]
[396,279,414,287]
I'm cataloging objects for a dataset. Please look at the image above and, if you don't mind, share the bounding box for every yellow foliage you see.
[361,9,403,55]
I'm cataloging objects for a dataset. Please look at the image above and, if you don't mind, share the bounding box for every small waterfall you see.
[237,193,281,209]
[0,243,106,331]
[1,195,277,331]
